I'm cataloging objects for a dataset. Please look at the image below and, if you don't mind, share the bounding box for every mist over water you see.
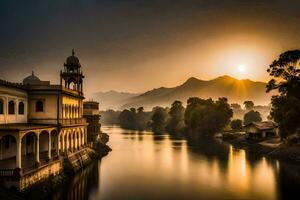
[57,126,300,200]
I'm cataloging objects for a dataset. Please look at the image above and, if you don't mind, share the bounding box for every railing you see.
[59,118,86,125]
[0,169,15,177]
[28,118,86,125]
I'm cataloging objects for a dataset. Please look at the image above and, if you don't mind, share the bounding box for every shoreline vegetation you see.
[100,49,300,164]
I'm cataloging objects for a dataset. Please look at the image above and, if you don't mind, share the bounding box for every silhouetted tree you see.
[243,110,262,125]
[119,108,136,129]
[230,119,243,130]
[166,100,185,134]
[270,95,300,139]
[266,49,300,139]
[184,97,233,138]
[151,106,168,134]
[230,103,242,110]
[266,49,300,100]
[243,101,254,110]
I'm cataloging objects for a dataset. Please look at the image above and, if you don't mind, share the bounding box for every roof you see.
[65,49,81,67]
[244,121,278,131]
[0,123,56,131]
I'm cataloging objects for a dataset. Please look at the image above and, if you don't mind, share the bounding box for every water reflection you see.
[59,126,300,200]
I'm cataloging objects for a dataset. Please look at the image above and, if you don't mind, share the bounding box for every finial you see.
[32,71,34,75]
[72,49,75,56]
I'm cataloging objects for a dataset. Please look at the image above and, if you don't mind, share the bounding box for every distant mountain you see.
[90,90,139,110]
[122,75,274,110]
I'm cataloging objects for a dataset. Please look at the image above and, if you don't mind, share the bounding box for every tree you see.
[151,107,168,134]
[243,110,262,125]
[230,119,243,130]
[119,108,136,129]
[184,97,233,138]
[266,49,300,139]
[166,100,185,134]
[243,101,254,110]
[266,50,300,100]
[230,103,241,110]
[270,95,300,139]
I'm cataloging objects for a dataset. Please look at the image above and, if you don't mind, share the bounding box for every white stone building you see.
[0,50,90,190]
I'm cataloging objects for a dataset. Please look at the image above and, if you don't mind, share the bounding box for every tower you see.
[60,49,84,93]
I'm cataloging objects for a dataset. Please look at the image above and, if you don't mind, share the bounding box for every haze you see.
[0,0,299,94]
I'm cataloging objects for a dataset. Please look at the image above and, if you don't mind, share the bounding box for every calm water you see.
[57,126,300,200]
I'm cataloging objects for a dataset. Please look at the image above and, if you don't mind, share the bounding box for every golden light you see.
[237,64,246,73]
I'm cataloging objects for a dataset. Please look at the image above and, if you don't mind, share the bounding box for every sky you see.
[0,0,299,94]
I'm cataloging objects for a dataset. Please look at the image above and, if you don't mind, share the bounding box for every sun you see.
[237,64,246,73]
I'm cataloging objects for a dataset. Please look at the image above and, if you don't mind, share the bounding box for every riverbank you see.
[222,133,300,163]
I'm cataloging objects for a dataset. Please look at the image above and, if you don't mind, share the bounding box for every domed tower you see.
[60,49,85,93]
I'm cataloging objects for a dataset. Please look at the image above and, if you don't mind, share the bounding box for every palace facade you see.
[0,50,93,190]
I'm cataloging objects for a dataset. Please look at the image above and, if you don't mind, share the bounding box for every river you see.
[56,126,300,200]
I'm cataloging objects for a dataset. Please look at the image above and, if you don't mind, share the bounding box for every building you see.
[83,101,101,145]
[244,121,278,140]
[0,50,92,191]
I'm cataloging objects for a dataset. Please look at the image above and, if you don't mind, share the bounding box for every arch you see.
[18,102,25,115]
[72,130,76,150]
[68,131,72,151]
[39,130,50,160]
[8,100,15,114]
[77,130,82,147]
[36,100,44,112]
[64,131,69,152]
[51,130,59,156]
[0,134,16,161]
[21,132,38,169]
[0,98,4,114]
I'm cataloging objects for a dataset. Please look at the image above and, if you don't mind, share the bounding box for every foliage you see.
[266,49,300,139]
[269,95,300,139]
[151,106,169,134]
[243,110,262,125]
[243,101,254,110]
[100,109,121,124]
[230,119,243,130]
[184,97,233,137]
[119,107,152,130]
[230,103,241,110]
[166,101,185,134]
[266,49,300,99]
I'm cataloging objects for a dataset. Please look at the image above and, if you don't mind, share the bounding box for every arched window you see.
[36,100,44,112]
[0,99,4,114]
[18,102,25,115]
[8,101,15,114]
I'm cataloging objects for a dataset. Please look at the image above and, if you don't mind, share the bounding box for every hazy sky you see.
[0,0,299,94]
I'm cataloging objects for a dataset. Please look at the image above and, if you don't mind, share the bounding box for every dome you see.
[65,49,81,67]
[23,71,41,85]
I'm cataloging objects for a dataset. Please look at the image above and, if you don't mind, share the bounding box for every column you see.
[36,134,40,163]
[48,133,51,159]
[16,138,22,168]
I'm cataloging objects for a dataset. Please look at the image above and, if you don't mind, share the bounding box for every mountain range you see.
[92,75,274,110]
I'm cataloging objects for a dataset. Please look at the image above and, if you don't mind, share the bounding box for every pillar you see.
[16,138,22,168]
[36,134,40,163]
[48,133,51,159]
